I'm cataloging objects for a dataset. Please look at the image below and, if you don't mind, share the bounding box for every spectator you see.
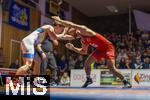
[143,57,150,69]
[131,56,146,69]
[118,58,126,69]
[91,60,99,69]
[116,48,128,63]
[68,55,76,74]
[60,72,70,86]
[115,61,120,69]
[136,51,142,58]
[96,58,107,69]
[124,58,132,69]
[101,31,149,70]
[9,59,19,69]
[74,55,84,69]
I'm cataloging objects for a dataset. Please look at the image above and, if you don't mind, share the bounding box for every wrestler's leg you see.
[82,53,97,88]
[106,59,132,88]
[16,57,33,76]
[106,59,124,80]
[106,45,132,88]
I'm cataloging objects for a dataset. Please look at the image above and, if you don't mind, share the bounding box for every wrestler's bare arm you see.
[56,27,69,38]
[51,16,86,30]
[36,43,43,53]
[52,16,96,36]
[47,26,58,40]
[66,40,89,55]
[57,27,75,40]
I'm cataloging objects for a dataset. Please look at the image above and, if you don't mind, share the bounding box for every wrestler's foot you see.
[122,79,132,88]
[82,77,93,88]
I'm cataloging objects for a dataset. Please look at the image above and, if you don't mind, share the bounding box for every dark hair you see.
[52,22,57,27]
[74,32,78,39]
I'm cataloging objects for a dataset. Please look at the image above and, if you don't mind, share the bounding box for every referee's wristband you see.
[40,51,44,55]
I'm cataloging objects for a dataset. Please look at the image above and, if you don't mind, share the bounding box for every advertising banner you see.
[100,69,131,86]
[132,69,150,87]
[71,69,100,87]
[9,1,30,30]
[71,69,150,87]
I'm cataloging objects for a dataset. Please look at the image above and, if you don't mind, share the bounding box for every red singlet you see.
[81,33,115,60]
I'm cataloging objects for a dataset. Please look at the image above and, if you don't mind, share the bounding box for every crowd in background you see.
[105,31,149,69]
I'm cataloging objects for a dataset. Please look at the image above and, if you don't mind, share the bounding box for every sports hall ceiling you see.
[64,0,150,17]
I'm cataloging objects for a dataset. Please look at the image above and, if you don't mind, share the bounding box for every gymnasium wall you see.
[2,1,40,67]
[91,14,137,34]
[71,7,93,29]
[71,7,136,34]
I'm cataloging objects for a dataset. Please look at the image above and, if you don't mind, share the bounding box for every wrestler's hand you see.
[42,53,47,60]
[66,43,74,50]
[51,16,61,21]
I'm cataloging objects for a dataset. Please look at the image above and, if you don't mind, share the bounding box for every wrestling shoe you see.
[122,80,132,88]
[82,77,93,88]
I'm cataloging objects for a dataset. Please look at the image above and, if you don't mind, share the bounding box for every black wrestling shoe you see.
[82,78,93,88]
[122,80,132,88]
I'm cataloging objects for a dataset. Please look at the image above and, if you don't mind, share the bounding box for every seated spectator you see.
[9,59,19,69]
[60,72,70,86]
[136,51,142,58]
[131,56,146,69]
[124,58,132,69]
[68,55,76,74]
[96,58,107,69]
[118,58,126,69]
[116,48,128,63]
[115,61,120,69]
[74,55,84,69]
[91,61,99,69]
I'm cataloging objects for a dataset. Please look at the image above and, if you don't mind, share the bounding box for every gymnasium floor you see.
[50,86,150,100]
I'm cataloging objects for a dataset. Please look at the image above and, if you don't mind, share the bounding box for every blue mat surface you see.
[50,87,150,100]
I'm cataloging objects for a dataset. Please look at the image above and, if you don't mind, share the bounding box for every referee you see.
[36,34,58,85]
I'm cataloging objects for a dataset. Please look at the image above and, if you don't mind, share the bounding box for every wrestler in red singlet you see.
[81,33,115,60]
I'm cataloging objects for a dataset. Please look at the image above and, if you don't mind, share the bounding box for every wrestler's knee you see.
[25,60,33,69]
[19,60,32,72]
